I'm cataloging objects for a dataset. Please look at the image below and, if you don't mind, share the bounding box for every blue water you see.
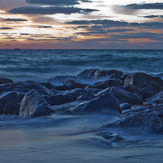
[0,49,163,81]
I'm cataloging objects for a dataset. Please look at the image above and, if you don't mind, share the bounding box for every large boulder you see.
[80,93,121,115]
[124,73,163,90]
[0,92,20,115]
[77,69,123,81]
[103,105,163,134]
[53,93,121,115]
[110,86,143,105]
[19,90,52,117]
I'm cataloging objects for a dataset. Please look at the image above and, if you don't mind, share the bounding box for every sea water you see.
[0,49,163,81]
[0,49,163,162]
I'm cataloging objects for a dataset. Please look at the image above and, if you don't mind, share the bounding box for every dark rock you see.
[0,92,20,115]
[84,86,102,95]
[110,86,143,105]
[46,88,90,105]
[80,93,121,115]
[19,90,52,117]
[0,83,13,93]
[94,78,123,89]
[95,87,110,97]
[0,78,13,85]
[48,75,78,86]
[146,91,163,104]
[120,103,131,111]
[77,69,123,80]
[53,93,121,115]
[53,85,71,91]
[77,94,95,101]
[104,112,163,134]
[102,104,163,134]
[63,80,87,89]
[13,81,50,95]
[124,73,163,90]
[0,81,50,95]
[139,85,158,100]
[39,82,54,89]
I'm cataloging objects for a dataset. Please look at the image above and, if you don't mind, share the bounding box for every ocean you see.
[0,49,163,81]
[0,49,163,163]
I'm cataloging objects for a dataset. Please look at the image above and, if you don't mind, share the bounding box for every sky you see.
[0,0,163,49]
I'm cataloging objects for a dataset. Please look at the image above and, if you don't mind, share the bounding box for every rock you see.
[53,93,121,115]
[0,92,20,115]
[63,80,87,89]
[77,94,94,101]
[102,104,163,134]
[77,69,123,81]
[84,86,102,95]
[19,90,52,117]
[0,81,50,95]
[39,82,54,89]
[48,75,78,86]
[46,88,90,105]
[80,93,121,115]
[94,78,123,89]
[104,111,163,134]
[138,85,158,100]
[120,103,131,111]
[146,91,163,104]
[0,78,13,85]
[124,73,163,90]
[110,86,143,105]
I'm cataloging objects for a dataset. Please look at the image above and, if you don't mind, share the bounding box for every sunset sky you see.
[0,0,163,49]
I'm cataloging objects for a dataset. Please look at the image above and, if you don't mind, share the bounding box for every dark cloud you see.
[124,3,163,10]
[141,15,163,18]
[9,6,97,15]
[38,26,53,28]
[0,27,12,30]
[110,32,163,41]
[26,0,91,6]
[3,18,28,21]
[67,19,163,29]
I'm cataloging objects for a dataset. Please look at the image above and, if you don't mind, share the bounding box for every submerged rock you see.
[0,92,20,115]
[110,86,143,105]
[19,90,52,118]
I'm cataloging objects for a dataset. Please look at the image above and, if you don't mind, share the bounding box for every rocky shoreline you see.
[0,69,163,134]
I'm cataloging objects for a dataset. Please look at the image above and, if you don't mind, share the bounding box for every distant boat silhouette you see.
[14,48,21,50]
